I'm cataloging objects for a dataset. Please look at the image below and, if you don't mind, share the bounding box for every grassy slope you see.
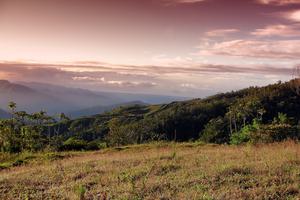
[0,142,300,200]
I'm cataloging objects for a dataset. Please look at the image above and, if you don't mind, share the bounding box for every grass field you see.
[0,141,300,200]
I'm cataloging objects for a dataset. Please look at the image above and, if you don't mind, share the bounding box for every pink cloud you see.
[71,76,158,88]
[161,0,208,5]
[200,39,300,59]
[72,76,105,82]
[0,60,293,79]
[180,83,197,88]
[257,0,300,5]
[105,81,157,88]
[174,0,207,3]
[284,10,300,22]
[252,24,300,37]
[205,29,239,37]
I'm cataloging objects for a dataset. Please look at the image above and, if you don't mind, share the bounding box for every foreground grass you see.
[0,142,299,200]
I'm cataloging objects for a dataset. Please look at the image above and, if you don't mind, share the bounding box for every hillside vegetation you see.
[1,80,300,153]
[0,142,299,199]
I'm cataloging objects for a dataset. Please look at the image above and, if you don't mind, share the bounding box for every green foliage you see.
[86,140,107,150]
[0,120,22,153]
[230,119,260,145]
[200,117,228,143]
[62,138,87,151]
[273,112,288,124]
[20,126,45,152]
[106,118,131,146]
[0,102,67,153]
[250,124,298,143]
[230,114,299,145]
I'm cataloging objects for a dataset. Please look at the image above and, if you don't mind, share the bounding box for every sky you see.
[0,0,300,97]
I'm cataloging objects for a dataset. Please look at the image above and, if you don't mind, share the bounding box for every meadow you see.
[0,141,299,200]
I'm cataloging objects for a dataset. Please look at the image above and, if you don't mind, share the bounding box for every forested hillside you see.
[1,80,300,153]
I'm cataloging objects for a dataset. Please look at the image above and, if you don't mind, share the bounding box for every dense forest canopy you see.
[1,80,300,152]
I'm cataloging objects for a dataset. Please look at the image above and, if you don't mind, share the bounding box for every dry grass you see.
[0,141,300,200]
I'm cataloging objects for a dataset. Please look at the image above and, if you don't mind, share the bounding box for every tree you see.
[200,117,228,144]
[291,65,300,95]
[106,118,132,146]
[20,125,45,152]
[8,101,16,116]
[0,120,21,152]
[14,111,29,127]
[59,113,70,122]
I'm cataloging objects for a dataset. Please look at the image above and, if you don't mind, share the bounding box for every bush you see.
[86,141,107,150]
[21,126,45,152]
[200,117,228,143]
[61,138,87,151]
[230,120,260,145]
[230,130,250,145]
[250,124,298,143]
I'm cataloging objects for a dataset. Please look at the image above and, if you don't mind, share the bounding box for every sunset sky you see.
[1,0,300,97]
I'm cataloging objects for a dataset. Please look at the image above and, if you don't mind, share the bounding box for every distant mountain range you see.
[0,80,187,117]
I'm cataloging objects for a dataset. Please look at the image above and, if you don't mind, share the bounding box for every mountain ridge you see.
[0,108,10,119]
[0,80,188,116]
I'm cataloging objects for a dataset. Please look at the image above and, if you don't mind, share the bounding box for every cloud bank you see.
[205,29,239,37]
[252,24,300,37]
[0,61,293,82]
[257,0,300,5]
[199,39,300,59]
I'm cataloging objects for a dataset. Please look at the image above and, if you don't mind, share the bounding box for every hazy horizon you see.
[1,0,300,97]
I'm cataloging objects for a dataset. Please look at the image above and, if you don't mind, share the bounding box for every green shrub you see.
[200,117,228,144]
[230,120,260,145]
[230,130,250,145]
[62,138,87,151]
[250,124,298,143]
[85,141,107,150]
[97,142,107,149]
